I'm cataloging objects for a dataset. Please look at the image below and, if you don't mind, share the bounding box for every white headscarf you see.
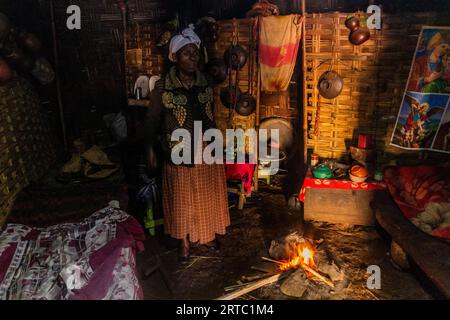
[168,25,201,62]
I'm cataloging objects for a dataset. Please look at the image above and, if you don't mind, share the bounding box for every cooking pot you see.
[220,86,242,109]
[0,13,10,40]
[18,32,42,54]
[258,117,294,153]
[0,58,13,85]
[236,93,256,116]
[224,45,247,70]
[318,70,343,99]
[349,28,370,46]
[206,58,227,84]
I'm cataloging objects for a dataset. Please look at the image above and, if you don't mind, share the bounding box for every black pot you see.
[236,93,256,116]
[206,58,227,84]
[220,86,242,109]
[224,45,247,70]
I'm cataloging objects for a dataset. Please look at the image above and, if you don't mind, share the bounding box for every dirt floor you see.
[6,164,436,300]
[137,182,435,300]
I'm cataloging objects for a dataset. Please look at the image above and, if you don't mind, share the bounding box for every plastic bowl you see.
[349,172,368,183]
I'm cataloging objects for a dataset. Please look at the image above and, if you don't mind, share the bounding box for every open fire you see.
[264,240,334,288]
[279,242,316,271]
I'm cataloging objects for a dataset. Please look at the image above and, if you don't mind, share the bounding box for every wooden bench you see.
[372,192,450,299]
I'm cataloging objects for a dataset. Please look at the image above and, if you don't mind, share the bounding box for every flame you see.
[279,242,316,271]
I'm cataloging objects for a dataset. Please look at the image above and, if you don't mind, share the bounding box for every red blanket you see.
[384,165,450,241]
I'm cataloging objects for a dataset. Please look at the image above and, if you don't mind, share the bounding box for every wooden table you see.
[299,169,387,226]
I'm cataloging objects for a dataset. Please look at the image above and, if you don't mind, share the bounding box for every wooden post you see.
[301,0,307,167]
[254,17,261,192]
[50,0,68,153]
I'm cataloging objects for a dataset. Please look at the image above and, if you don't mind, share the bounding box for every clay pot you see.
[349,28,370,46]
[318,70,343,99]
[224,45,247,70]
[345,16,360,30]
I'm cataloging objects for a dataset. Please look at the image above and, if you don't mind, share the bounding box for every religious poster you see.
[390,26,450,153]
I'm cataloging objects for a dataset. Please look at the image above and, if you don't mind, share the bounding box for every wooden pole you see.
[254,17,261,192]
[301,0,307,167]
[49,0,68,153]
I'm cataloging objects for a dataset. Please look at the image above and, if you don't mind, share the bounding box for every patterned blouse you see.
[145,66,216,166]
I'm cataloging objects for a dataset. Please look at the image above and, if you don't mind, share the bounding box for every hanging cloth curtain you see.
[259,14,303,92]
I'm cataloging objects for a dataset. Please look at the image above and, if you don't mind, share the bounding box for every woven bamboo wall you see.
[125,22,164,96]
[304,11,450,162]
[213,18,258,135]
[0,78,57,226]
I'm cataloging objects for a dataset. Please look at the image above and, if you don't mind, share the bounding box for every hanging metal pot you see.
[259,117,295,153]
[318,70,343,99]
[206,58,227,84]
[220,85,242,109]
[236,93,256,116]
[224,45,248,70]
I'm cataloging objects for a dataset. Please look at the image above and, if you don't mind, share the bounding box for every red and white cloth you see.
[259,15,303,92]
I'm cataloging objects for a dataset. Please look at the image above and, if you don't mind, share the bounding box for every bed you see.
[372,165,450,298]
[0,205,145,300]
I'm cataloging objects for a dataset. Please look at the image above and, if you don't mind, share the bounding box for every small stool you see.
[144,206,164,236]
[227,180,247,210]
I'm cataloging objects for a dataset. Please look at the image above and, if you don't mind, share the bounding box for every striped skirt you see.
[162,163,230,244]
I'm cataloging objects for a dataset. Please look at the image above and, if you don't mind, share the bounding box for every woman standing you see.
[145,27,230,261]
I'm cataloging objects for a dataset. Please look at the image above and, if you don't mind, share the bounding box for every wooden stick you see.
[242,272,277,282]
[261,256,284,265]
[216,273,282,300]
[301,263,334,288]
[250,266,273,273]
